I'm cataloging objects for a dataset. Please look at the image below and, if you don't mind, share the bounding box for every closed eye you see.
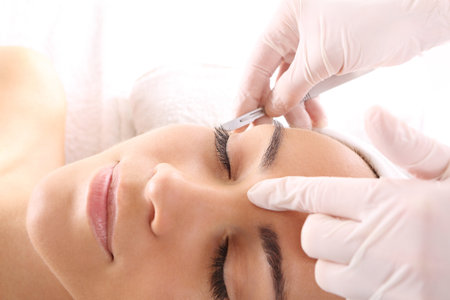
[210,237,229,300]
[214,126,231,179]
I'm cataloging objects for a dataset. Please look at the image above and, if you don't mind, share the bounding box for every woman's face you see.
[27,124,374,299]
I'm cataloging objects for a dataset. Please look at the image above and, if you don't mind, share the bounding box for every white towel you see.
[129,64,238,135]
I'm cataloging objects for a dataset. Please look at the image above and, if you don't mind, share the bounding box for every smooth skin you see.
[0,47,71,299]
[1,47,374,299]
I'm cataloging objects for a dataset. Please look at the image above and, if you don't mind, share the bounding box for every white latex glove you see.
[247,106,450,299]
[236,0,450,128]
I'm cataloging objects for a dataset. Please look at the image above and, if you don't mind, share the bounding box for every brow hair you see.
[259,226,286,300]
[260,120,283,168]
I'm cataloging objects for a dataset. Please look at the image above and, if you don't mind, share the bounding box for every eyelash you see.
[214,127,231,179]
[211,237,229,300]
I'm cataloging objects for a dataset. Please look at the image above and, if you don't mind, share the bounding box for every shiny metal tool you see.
[221,69,372,131]
[221,107,266,131]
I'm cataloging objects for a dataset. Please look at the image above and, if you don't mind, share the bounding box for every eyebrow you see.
[259,226,286,300]
[260,120,284,169]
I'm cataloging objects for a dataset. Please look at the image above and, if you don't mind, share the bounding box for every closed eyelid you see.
[210,237,229,299]
[212,226,284,299]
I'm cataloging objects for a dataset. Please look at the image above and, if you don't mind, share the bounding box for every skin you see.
[1,47,375,299]
[0,46,70,299]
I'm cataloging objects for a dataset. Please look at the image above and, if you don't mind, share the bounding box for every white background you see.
[1,0,449,157]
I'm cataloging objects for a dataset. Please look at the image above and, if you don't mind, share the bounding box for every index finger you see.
[235,42,283,117]
[248,176,389,221]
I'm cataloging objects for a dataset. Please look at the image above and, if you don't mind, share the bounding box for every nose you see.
[144,163,230,236]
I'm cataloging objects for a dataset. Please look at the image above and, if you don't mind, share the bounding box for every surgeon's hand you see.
[248,106,450,299]
[236,0,450,128]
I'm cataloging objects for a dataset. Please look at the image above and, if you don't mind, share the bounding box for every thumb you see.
[235,42,282,118]
[365,106,450,180]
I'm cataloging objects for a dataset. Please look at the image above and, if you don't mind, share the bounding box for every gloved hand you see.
[247,106,450,299]
[236,0,450,128]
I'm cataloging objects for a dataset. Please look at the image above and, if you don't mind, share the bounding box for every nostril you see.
[148,200,156,235]
[144,166,158,201]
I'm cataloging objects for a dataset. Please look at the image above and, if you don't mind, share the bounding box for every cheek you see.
[26,155,109,239]
[27,166,80,253]
[109,250,212,299]
[26,156,119,290]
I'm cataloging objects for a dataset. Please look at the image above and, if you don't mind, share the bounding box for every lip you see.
[87,163,119,259]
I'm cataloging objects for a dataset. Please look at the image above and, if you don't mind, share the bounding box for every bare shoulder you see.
[0,47,66,187]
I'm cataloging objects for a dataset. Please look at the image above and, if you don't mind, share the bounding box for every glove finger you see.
[235,42,282,118]
[261,0,300,65]
[248,176,384,220]
[253,115,273,126]
[284,101,312,129]
[242,0,301,118]
[276,61,290,82]
[304,96,328,128]
[302,214,361,264]
[315,259,368,300]
[365,106,450,180]
[265,52,314,118]
[278,96,327,129]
